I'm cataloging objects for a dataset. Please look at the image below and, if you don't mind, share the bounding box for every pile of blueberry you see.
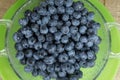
[13,0,101,80]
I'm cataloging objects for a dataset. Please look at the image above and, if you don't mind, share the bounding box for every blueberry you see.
[65,0,73,7]
[74,63,80,70]
[56,44,64,53]
[38,49,47,59]
[52,14,59,20]
[62,14,69,21]
[39,70,47,77]
[38,34,45,42]
[37,61,46,71]
[67,65,75,74]
[74,70,83,78]
[46,33,54,42]
[31,12,40,21]
[49,20,57,27]
[73,1,84,11]
[16,51,24,60]
[23,27,33,38]
[55,0,64,6]
[24,65,33,72]
[24,10,31,17]
[43,42,49,50]
[46,0,54,5]
[13,32,23,43]
[48,5,57,14]
[32,69,38,77]
[47,64,55,72]
[54,31,63,41]
[61,35,69,44]
[20,58,26,65]
[81,8,88,16]
[28,36,36,45]
[68,50,75,57]
[87,61,95,67]
[57,6,65,14]
[34,42,42,50]
[81,16,87,25]
[47,44,56,54]
[79,26,87,34]
[49,72,57,78]
[66,21,71,27]
[55,63,60,72]
[71,32,81,41]
[33,52,40,60]
[69,76,78,80]
[40,26,48,34]
[41,16,50,25]
[72,19,80,26]
[37,19,42,25]
[49,26,57,33]
[15,43,23,51]
[37,7,47,15]
[68,57,76,64]
[80,36,88,43]
[19,18,28,26]
[40,2,47,7]
[87,12,95,21]
[86,41,93,47]
[66,7,74,15]
[44,56,55,65]
[70,26,78,34]
[58,70,66,77]
[57,21,63,29]
[26,58,36,66]
[61,26,69,34]
[73,12,81,19]
[25,49,33,58]
[75,42,83,50]
[31,24,39,33]
[87,51,95,60]
[43,76,51,80]
[79,52,87,60]
[58,53,68,63]
[65,42,74,51]
[94,37,101,45]
[21,39,29,49]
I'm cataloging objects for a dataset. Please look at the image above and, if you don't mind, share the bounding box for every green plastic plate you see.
[0,0,120,80]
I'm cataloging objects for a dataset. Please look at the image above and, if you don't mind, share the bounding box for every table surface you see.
[0,0,120,80]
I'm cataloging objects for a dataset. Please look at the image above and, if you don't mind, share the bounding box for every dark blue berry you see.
[48,5,57,14]
[28,36,36,45]
[61,26,69,34]
[66,7,74,15]
[72,32,81,41]
[20,58,26,65]
[49,26,57,33]
[55,63,60,72]
[58,53,68,63]
[80,36,88,43]
[16,51,24,60]
[34,42,42,50]
[68,50,75,57]
[54,31,63,41]
[44,56,55,65]
[26,58,36,66]
[74,63,80,70]
[25,49,33,58]
[37,61,46,71]
[47,44,56,54]
[52,14,59,20]
[32,69,38,77]
[87,12,95,21]
[31,12,40,21]
[75,42,83,50]
[33,52,40,60]
[46,33,54,42]
[81,16,87,25]
[38,49,47,59]
[70,26,78,34]
[72,19,80,26]
[21,39,29,49]
[66,65,75,74]
[38,35,45,42]
[68,57,76,64]
[47,64,54,72]
[24,10,31,17]
[66,21,71,27]
[56,44,64,53]
[19,18,28,26]
[73,1,84,11]
[86,41,93,47]
[40,2,47,7]
[65,0,73,7]
[87,61,95,67]
[87,51,95,60]
[62,14,69,21]
[58,70,66,77]
[79,52,87,60]
[46,0,54,5]
[37,7,47,15]
[55,0,64,6]
[13,32,23,43]
[24,65,33,72]
[65,42,74,51]
[49,72,57,78]
[41,16,50,25]
[15,43,23,51]
[37,19,42,25]
[43,42,49,50]
[31,24,39,33]
[57,6,65,14]
[49,20,57,27]
[79,26,87,34]
[81,8,88,16]
[61,35,69,44]
[40,26,48,34]
[73,12,81,19]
